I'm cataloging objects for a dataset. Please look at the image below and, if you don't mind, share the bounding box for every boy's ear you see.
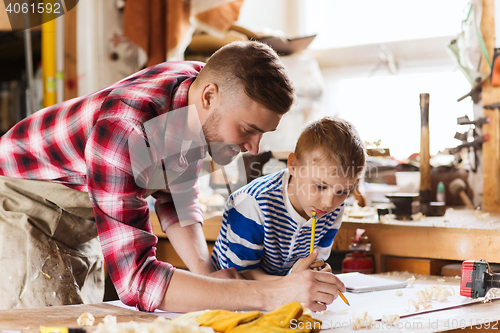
[287,153,298,176]
[201,83,219,110]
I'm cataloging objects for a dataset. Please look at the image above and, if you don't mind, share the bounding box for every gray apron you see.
[0,175,104,309]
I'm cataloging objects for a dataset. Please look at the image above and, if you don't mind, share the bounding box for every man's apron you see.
[0,176,104,309]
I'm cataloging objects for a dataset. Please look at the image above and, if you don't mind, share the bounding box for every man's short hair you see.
[198,41,295,115]
[295,116,366,178]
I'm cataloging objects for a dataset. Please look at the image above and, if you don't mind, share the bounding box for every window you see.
[300,0,469,49]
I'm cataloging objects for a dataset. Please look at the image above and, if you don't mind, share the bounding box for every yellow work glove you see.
[229,302,322,333]
[194,309,262,333]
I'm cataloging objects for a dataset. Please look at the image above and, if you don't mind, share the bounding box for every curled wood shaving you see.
[382,314,400,326]
[352,312,375,329]
[406,276,416,286]
[77,312,95,326]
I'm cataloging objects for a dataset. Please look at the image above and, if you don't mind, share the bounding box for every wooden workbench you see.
[334,208,500,273]
[1,275,500,332]
[151,208,500,273]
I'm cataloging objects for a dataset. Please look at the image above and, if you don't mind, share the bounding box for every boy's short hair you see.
[295,116,366,178]
[197,41,295,115]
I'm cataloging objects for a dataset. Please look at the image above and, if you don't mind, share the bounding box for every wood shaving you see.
[437,278,445,282]
[412,212,424,221]
[380,215,395,224]
[406,276,416,286]
[352,312,375,329]
[405,285,455,311]
[94,315,214,333]
[395,290,403,296]
[337,310,348,315]
[483,288,500,303]
[77,312,95,326]
[475,209,490,220]
[382,314,400,326]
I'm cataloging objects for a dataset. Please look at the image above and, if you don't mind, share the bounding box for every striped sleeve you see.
[211,192,265,271]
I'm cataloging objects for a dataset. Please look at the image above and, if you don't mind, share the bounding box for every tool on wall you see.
[449,115,489,173]
[460,260,500,298]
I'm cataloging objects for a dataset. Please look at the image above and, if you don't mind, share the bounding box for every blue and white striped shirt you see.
[211,169,344,276]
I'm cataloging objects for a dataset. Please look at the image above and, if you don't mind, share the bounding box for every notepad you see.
[337,272,408,293]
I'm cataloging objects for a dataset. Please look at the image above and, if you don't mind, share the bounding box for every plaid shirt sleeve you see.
[86,116,174,312]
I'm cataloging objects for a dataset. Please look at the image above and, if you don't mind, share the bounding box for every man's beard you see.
[201,109,241,166]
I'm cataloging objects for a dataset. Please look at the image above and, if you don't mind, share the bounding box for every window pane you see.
[321,67,472,158]
[301,0,469,49]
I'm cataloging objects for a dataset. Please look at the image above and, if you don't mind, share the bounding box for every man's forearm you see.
[240,268,282,281]
[165,222,214,275]
[159,259,347,313]
[160,269,269,312]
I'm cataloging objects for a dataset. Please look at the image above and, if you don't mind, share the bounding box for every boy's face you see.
[287,153,358,220]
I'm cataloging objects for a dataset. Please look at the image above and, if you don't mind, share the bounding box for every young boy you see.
[211,116,366,279]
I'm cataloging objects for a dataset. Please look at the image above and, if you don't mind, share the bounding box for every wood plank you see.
[0,303,159,331]
[64,6,78,100]
[481,0,500,212]
[385,256,455,275]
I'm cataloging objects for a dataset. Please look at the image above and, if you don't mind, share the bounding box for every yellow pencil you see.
[310,210,350,306]
[310,211,316,254]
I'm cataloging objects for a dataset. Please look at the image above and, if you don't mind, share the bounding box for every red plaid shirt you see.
[0,61,206,311]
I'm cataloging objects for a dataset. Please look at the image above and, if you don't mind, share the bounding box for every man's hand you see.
[160,250,345,313]
[271,250,345,311]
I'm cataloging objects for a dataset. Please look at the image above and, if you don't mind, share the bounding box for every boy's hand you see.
[274,250,346,312]
[308,259,332,272]
[290,251,332,273]
[310,260,332,272]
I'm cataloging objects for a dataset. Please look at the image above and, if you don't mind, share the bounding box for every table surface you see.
[1,275,499,332]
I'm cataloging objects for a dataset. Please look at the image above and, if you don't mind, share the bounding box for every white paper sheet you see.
[311,283,482,330]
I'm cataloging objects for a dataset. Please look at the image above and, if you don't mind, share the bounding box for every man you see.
[0,41,345,312]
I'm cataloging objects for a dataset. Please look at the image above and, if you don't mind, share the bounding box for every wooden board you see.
[0,303,159,332]
[481,0,500,212]
[386,257,456,275]
[64,6,78,101]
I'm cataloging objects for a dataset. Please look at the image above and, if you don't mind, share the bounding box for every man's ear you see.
[201,83,219,110]
[287,153,298,176]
